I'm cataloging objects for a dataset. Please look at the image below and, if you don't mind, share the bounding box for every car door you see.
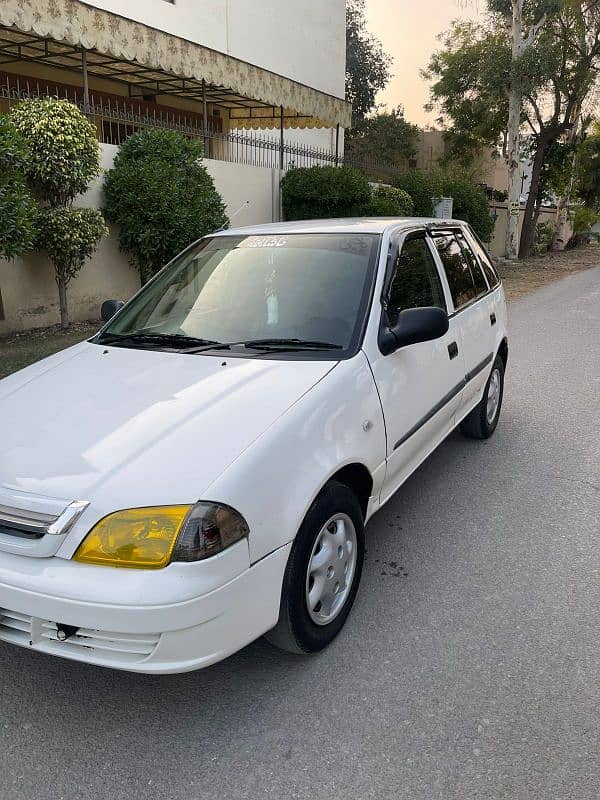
[367,230,467,504]
[430,228,496,417]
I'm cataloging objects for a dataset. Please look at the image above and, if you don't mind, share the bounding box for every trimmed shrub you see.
[361,185,414,217]
[281,165,372,220]
[0,114,36,259]
[103,129,228,284]
[533,220,556,255]
[568,206,599,248]
[392,170,438,216]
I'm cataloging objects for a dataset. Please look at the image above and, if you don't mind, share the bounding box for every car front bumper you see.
[0,542,291,673]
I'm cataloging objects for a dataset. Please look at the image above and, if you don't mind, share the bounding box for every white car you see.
[0,218,507,673]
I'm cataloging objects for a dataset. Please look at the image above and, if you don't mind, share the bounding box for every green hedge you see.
[281,165,494,242]
[393,169,494,241]
[281,166,372,220]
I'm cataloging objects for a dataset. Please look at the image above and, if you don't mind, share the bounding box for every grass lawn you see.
[0,322,99,380]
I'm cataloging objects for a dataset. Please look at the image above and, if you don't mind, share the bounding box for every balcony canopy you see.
[0,0,351,130]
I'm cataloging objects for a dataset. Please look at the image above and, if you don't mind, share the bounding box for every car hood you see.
[0,342,337,515]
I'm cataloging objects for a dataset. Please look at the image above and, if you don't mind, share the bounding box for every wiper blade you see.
[181,338,343,354]
[241,338,343,350]
[97,331,221,349]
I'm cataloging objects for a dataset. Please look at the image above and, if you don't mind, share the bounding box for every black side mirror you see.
[379,307,449,356]
[101,299,125,323]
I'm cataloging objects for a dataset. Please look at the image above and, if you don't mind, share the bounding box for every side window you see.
[455,231,488,295]
[387,237,446,326]
[468,233,501,288]
[432,232,478,310]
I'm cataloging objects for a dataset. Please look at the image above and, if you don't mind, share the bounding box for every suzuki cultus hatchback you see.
[0,218,507,672]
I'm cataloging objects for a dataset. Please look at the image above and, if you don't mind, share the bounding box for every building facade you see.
[0,0,350,332]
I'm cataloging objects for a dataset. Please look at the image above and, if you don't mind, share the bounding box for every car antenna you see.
[213,200,250,233]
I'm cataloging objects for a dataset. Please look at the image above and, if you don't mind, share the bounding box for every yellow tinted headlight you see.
[74,506,192,569]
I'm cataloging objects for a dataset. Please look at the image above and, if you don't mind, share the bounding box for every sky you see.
[364,0,480,127]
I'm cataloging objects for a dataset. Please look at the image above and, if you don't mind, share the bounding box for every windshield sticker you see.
[243,236,288,249]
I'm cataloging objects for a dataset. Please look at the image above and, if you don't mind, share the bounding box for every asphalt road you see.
[1,268,599,800]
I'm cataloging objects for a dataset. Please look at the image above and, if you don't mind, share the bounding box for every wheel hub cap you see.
[486,368,501,424]
[305,513,357,626]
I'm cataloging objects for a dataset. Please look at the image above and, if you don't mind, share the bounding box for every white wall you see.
[85,0,346,98]
[0,145,281,334]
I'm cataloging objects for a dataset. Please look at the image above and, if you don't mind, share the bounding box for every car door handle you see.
[490,312,497,326]
[448,341,459,360]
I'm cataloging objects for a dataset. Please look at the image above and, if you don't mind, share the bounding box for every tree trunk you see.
[553,112,580,250]
[57,276,69,330]
[505,0,523,261]
[519,139,550,258]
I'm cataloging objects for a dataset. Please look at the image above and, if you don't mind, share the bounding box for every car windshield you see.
[97,233,380,356]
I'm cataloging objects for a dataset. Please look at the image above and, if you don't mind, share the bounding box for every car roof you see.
[210,218,470,237]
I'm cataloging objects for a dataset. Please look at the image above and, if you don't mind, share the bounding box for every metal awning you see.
[0,0,351,129]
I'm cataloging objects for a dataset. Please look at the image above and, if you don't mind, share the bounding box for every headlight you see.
[74,503,249,569]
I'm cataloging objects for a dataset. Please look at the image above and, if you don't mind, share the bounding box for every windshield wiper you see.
[96,331,222,349]
[181,338,344,354]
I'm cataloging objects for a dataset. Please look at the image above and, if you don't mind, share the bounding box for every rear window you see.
[455,231,488,295]
[468,232,500,288]
[432,232,478,309]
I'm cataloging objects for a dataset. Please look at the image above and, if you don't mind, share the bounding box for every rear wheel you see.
[459,355,504,440]
[266,481,365,654]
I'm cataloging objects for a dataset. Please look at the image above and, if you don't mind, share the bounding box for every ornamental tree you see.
[0,114,36,260]
[103,130,228,284]
[11,98,101,206]
[35,207,108,329]
[10,98,106,328]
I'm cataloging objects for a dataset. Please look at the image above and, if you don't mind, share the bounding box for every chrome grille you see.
[0,608,160,665]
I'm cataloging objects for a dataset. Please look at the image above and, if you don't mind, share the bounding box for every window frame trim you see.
[380,228,450,316]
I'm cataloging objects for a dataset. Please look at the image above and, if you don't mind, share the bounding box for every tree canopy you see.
[425,0,600,256]
[345,106,420,168]
[346,0,392,121]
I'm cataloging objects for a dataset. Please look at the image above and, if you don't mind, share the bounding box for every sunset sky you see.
[364,0,480,126]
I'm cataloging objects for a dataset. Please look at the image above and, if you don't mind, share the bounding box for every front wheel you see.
[459,355,505,440]
[266,481,365,654]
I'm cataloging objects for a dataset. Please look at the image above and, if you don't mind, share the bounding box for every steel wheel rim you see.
[486,368,501,424]
[305,513,357,626]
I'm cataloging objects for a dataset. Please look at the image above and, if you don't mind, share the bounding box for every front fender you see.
[204,353,387,563]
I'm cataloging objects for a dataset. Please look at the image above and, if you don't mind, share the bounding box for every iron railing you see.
[0,74,401,181]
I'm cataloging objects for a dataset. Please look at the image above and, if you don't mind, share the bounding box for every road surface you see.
[1,268,599,800]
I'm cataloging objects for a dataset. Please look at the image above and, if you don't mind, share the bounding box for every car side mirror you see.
[379,307,449,356]
[101,299,125,323]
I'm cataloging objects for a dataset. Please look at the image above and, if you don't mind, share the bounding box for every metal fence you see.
[0,74,401,181]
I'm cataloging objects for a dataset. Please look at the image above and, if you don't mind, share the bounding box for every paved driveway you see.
[1,268,599,800]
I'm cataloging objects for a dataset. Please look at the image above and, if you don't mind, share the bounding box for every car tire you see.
[459,354,505,440]
[266,481,365,655]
